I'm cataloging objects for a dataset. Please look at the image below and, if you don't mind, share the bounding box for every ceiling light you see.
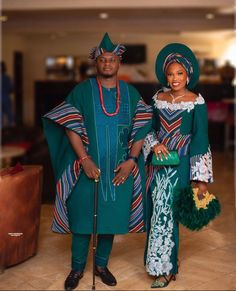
[99,12,109,20]
[206,13,215,20]
[0,15,8,22]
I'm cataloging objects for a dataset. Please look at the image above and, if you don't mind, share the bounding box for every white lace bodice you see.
[153,93,205,113]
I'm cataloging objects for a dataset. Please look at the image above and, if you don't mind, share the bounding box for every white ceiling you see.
[2,0,235,35]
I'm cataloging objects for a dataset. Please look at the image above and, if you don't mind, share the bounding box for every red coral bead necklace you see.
[97,77,120,117]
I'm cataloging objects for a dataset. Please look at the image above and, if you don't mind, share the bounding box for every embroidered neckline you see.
[153,93,205,112]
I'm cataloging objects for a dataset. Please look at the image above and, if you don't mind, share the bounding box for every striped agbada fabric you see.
[128,99,153,232]
[45,102,89,145]
[44,102,89,233]
[44,99,152,234]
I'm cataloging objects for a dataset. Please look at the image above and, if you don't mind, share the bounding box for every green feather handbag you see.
[172,186,221,231]
[151,150,180,166]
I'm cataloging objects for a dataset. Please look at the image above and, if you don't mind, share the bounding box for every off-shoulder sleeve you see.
[189,97,213,183]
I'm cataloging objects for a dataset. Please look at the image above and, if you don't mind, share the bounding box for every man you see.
[1,61,14,127]
[43,32,152,291]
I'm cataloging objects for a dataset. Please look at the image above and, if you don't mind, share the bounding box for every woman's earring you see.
[167,82,170,87]
[186,77,189,85]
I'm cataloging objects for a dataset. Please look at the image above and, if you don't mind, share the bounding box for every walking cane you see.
[92,175,99,290]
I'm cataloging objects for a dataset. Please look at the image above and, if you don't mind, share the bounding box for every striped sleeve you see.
[128,99,153,233]
[44,101,89,145]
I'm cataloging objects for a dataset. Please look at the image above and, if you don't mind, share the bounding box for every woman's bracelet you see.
[127,155,138,164]
[78,155,91,164]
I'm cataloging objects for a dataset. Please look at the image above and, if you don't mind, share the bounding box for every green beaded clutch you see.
[151,150,180,166]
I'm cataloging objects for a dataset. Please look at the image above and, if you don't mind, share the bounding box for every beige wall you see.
[2,31,235,126]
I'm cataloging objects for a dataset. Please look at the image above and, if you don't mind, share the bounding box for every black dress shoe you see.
[64,270,84,291]
[95,266,117,286]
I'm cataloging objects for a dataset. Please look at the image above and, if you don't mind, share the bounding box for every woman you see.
[143,43,213,288]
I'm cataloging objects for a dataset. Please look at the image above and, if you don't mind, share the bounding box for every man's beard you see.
[98,70,117,79]
[101,74,114,79]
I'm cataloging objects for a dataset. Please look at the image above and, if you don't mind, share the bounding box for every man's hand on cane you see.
[81,158,100,180]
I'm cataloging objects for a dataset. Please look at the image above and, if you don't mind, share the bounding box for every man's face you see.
[96,52,120,78]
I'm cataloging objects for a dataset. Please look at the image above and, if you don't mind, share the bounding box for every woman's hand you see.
[112,160,135,186]
[153,143,169,160]
[81,158,100,180]
[194,181,208,200]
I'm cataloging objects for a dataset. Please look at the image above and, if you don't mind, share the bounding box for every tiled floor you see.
[0,151,235,290]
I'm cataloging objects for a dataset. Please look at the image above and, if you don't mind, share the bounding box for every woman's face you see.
[166,62,188,91]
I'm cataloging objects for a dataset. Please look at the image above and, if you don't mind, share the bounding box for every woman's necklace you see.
[97,77,120,117]
[169,90,187,103]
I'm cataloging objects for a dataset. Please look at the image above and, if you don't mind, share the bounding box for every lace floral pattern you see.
[146,167,178,276]
[153,94,205,113]
[143,131,159,161]
[190,146,213,183]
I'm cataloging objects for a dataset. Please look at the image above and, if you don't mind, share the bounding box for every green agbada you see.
[43,78,152,234]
